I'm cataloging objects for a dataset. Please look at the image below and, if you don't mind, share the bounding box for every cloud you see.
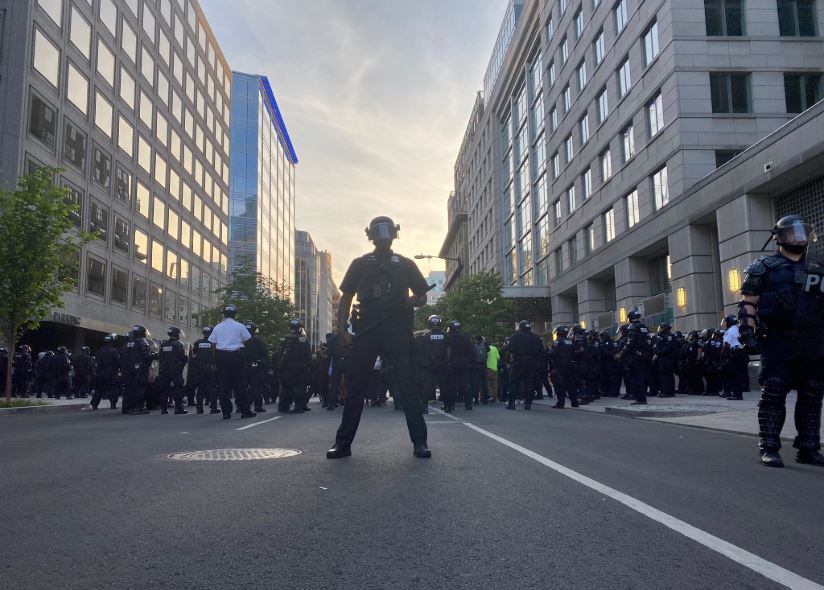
[200,0,504,282]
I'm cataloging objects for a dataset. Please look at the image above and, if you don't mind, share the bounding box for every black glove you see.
[738,324,760,355]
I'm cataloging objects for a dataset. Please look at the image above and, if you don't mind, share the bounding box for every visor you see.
[776,221,815,245]
[370,221,398,240]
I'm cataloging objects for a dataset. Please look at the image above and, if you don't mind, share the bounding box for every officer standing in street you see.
[738,215,824,467]
[616,311,650,405]
[190,326,219,414]
[470,335,489,405]
[416,314,450,414]
[326,216,432,459]
[275,318,312,413]
[0,347,8,396]
[549,326,578,409]
[50,346,73,400]
[446,320,472,411]
[12,345,32,397]
[73,346,95,399]
[158,326,188,414]
[244,322,269,414]
[327,330,351,411]
[125,326,154,415]
[208,304,255,419]
[506,320,544,410]
[653,323,677,398]
[91,334,120,410]
[721,315,746,400]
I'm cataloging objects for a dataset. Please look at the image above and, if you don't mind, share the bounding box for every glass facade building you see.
[229,72,297,294]
[0,0,232,348]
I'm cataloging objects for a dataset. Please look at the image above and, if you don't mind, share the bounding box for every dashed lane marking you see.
[235,416,282,431]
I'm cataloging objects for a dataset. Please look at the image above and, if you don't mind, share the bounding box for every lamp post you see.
[414,254,461,264]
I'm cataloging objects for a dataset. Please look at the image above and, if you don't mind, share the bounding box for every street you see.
[2,402,824,590]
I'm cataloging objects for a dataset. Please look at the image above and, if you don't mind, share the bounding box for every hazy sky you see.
[200,0,505,283]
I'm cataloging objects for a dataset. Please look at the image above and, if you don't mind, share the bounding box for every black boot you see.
[796,449,824,466]
[196,406,204,414]
[413,443,432,458]
[760,450,784,467]
[174,407,188,415]
[326,443,352,459]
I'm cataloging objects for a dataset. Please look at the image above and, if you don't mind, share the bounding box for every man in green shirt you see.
[485,340,500,403]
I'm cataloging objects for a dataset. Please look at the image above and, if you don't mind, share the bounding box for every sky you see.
[199,0,506,283]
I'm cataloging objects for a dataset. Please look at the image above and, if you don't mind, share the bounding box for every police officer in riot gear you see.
[617,311,651,405]
[73,346,95,399]
[91,335,120,410]
[245,322,269,414]
[12,345,32,397]
[506,320,544,410]
[125,325,154,415]
[549,326,578,409]
[653,323,677,398]
[276,318,312,413]
[50,346,73,400]
[446,320,472,411]
[415,315,450,414]
[158,326,188,414]
[721,315,746,400]
[190,326,219,414]
[740,215,824,467]
[326,216,431,459]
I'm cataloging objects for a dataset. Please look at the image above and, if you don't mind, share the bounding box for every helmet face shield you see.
[776,220,814,247]
[368,220,398,241]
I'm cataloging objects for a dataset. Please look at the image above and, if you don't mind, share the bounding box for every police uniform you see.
[158,337,188,414]
[653,330,677,398]
[332,249,430,449]
[125,335,153,414]
[190,335,218,414]
[276,331,312,412]
[91,341,120,410]
[415,326,450,413]
[12,348,32,397]
[621,320,651,404]
[447,326,473,411]
[721,324,746,400]
[245,333,270,413]
[506,325,544,410]
[327,334,351,410]
[549,332,578,408]
[208,316,253,418]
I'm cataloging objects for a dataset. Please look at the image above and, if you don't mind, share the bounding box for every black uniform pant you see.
[469,366,488,403]
[158,373,185,410]
[723,350,748,398]
[91,373,117,408]
[420,368,447,411]
[280,367,309,412]
[191,368,218,410]
[658,360,676,396]
[12,373,27,396]
[624,356,647,402]
[328,368,348,409]
[124,373,148,412]
[334,322,427,447]
[540,369,553,399]
[247,366,266,409]
[215,350,249,415]
[509,360,539,406]
[551,366,578,407]
[449,367,472,409]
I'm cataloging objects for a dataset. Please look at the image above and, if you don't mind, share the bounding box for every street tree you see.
[0,167,90,401]
[201,264,297,349]
[436,271,516,341]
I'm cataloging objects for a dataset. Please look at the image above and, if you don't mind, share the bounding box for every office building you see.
[294,230,334,349]
[425,270,446,304]
[1,0,232,348]
[228,71,297,294]
[446,0,824,332]
[317,250,335,340]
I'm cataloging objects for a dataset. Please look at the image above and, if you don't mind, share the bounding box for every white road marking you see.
[427,405,463,422]
[235,416,282,431]
[461,421,823,590]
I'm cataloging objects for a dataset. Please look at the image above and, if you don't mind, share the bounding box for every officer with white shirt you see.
[208,304,255,419]
[721,315,746,400]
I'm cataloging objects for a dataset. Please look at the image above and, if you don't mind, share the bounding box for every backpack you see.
[472,343,487,365]
[428,333,448,367]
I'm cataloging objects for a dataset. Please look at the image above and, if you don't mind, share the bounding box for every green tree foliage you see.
[428,272,516,342]
[0,168,91,400]
[201,264,297,350]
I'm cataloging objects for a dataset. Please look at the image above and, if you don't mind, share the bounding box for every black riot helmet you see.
[724,315,737,328]
[57,346,68,354]
[517,319,532,332]
[700,328,712,340]
[553,326,568,338]
[599,330,612,341]
[365,216,400,242]
[167,326,182,339]
[627,310,642,322]
[246,322,258,335]
[223,303,238,318]
[657,323,671,335]
[448,320,462,333]
[131,325,148,339]
[202,326,213,338]
[687,330,699,342]
[81,346,91,354]
[104,333,116,344]
[288,318,302,333]
[617,324,629,336]
[674,330,684,340]
[771,215,816,255]
[427,315,443,329]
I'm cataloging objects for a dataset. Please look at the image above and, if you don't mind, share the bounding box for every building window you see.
[594,29,606,64]
[715,149,742,168]
[615,0,629,33]
[97,39,115,88]
[568,237,578,264]
[550,107,558,132]
[149,283,163,318]
[137,135,151,172]
[66,62,89,115]
[777,0,817,37]
[563,85,572,112]
[111,266,129,305]
[114,216,130,254]
[99,0,117,37]
[586,223,596,254]
[548,61,556,86]
[561,0,569,15]
[552,152,560,178]
[582,167,593,199]
[580,114,590,144]
[553,199,562,225]
[577,61,588,91]
[92,145,111,189]
[37,0,63,27]
[705,0,744,36]
[604,207,616,242]
[167,250,179,280]
[597,87,609,123]
[63,182,82,228]
[567,185,577,212]
[642,20,660,65]
[117,115,134,157]
[565,135,574,162]
[86,255,106,297]
[63,120,87,172]
[136,181,150,218]
[555,248,564,274]
[151,239,164,273]
[547,17,555,41]
[94,91,113,137]
[626,189,641,227]
[69,6,91,61]
[617,57,632,98]
[165,291,176,322]
[621,124,636,162]
[152,197,166,231]
[134,227,148,264]
[648,92,664,137]
[141,47,155,86]
[575,9,585,38]
[710,73,751,113]
[119,67,136,110]
[131,274,146,310]
[33,29,61,88]
[121,19,137,64]
[561,36,569,64]
[89,200,109,243]
[784,73,822,113]
[29,94,57,150]
[600,149,612,181]
[652,166,669,209]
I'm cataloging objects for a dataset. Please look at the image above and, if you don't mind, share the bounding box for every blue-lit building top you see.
[482,0,524,100]
[229,72,297,295]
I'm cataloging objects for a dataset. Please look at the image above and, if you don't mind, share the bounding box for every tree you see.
[0,168,90,401]
[201,264,297,350]
[435,272,517,342]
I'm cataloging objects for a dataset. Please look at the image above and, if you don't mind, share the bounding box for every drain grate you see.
[168,448,301,461]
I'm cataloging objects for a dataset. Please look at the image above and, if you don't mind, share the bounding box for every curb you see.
[605,406,723,419]
[0,402,89,415]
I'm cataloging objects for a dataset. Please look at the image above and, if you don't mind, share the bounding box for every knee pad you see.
[760,376,790,399]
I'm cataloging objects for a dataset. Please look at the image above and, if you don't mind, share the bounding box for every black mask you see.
[782,243,807,255]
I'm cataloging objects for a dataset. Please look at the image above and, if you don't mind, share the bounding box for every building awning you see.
[503,286,551,298]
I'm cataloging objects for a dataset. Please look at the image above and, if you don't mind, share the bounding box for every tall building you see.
[295,230,335,349]
[317,250,336,340]
[228,71,297,294]
[425,270,446,304]
[1,0,233,348]
[447,0,824,333]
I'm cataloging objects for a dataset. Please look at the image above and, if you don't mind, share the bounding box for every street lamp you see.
[414,254,461,264]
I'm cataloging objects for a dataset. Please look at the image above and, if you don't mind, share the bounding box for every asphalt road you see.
[2,400,824,590]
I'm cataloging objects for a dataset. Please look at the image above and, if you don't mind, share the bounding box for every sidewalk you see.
[0,396,90,414]
[533,390,823,442]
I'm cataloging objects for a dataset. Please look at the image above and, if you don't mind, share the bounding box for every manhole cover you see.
[168,448,301,461]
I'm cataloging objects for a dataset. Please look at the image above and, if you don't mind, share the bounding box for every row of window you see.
[705,0,817,37]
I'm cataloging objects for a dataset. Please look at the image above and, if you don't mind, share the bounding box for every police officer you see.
[158,326,188,414]
[326,216,431,459]
[91,334,120,410]
[12,345,32,397]
[599,330,622,397]
[124,326,153,415]
[51,346,73,400]
[506,320,543,410]
[0,347,8,396]
[245,322,270,414]
[190,326,219,415]
[470,335,490,405]
[209,304,254,419]
[446,320,472,411]
[739,215,824,467]
[653,323,677,398]
[275,318,312,413]
[616,311,650,405]
[316,337,332,408]
[327,329,351,411]
[33,351,52,398]
[416,314,450,414]
[549,326,578,409]
[73,346,95,399]
[721,315,746,400]
[701,329,723,396]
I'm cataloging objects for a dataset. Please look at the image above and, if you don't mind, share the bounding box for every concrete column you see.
[669,224,718,331]
[614,256,650,322]
[716,193,773,315]
[577,279,605,331]
[550,293,575,328]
